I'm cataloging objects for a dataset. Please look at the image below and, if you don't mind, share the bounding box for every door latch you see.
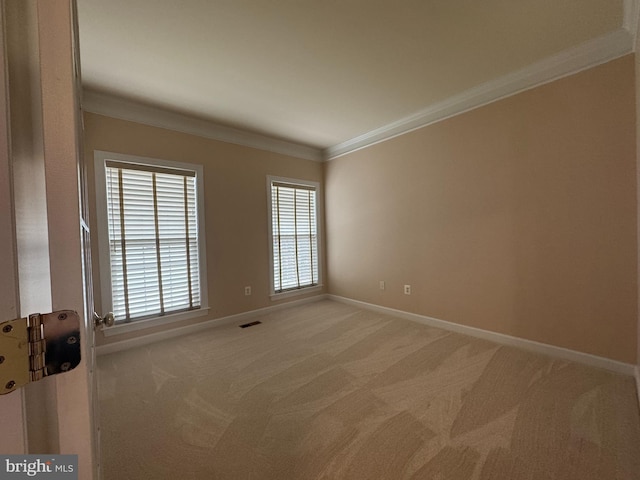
[0,311,81,395]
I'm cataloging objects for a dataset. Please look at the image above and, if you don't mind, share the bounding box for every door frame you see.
[0,0,28,456]
[0,0,96,477]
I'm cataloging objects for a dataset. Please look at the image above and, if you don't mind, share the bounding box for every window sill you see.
[270,285,323,301]
[102,307,210,337]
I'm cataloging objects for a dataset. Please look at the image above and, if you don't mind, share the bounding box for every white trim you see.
[328,295,636,375]
[94,150,209,327]
[270,284,324,300]
[266,175,324,297]
[102,307,210,337]
[623,0,640,45]
[96,294,328,356]
[83,90,324,163]
[0,0,28,454]
[325,29,633,160]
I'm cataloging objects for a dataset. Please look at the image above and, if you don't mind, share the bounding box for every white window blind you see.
[105,161,201,322]
[271,181,318,293]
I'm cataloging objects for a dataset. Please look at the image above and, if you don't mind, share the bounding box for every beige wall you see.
[324,55,637,364]
[85,113,325,346]
[636,34,640,381]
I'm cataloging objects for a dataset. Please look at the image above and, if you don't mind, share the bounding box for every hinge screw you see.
[60,362,71,372]
[5,380,15,390]
[2,325,12,334]
[58,313,68,321]
[66,336,77,345]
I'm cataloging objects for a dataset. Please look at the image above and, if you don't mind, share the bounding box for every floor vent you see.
[239,321,262,328]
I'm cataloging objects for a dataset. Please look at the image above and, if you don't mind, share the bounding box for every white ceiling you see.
[77,0,632,156]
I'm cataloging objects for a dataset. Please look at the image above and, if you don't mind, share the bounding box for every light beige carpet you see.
[98,300,640,479]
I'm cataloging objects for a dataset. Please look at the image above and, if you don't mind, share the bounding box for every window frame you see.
[94,150,209,336]
[266,175,323,299]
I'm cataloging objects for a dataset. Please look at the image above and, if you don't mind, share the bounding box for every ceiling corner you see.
[325,28,633,161]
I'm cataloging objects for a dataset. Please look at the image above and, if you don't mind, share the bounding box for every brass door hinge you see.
[0,311,80,395]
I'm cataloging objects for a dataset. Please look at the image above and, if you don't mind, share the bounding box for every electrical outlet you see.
[379,281,385,291]
[244,286,252,296]
[404,284,411,295]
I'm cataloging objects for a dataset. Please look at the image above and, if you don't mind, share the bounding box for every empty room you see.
[1,0,640,479]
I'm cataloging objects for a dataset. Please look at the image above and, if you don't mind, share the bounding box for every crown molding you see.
[82,90,324,162]
[84,19,635,164]
[325,28,633,160]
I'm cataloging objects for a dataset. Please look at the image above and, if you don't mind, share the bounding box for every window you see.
[95,151,208,329]
[267,176,321,295]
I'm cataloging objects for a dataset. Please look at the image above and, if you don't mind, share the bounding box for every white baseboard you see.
[97,292,635,378]
[328,295,635,376]
[96,294,328,356]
